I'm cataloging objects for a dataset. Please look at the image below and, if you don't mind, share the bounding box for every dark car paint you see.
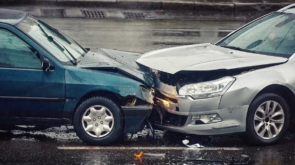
[0,23,66,119]
[0,16,153,133]
[78,48,154,87]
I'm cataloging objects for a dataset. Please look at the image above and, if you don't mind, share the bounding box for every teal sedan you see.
[0,9,154,145]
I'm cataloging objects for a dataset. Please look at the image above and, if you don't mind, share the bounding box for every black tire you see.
[73,96,124,145]
[245,93,290,145]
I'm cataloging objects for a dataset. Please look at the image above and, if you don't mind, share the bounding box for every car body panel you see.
[220,60,295,109]
[63,66,147,118]
[78,48,153,87]
[0,23,66,119]
[0,11,154,134]
[155,96,221,115]
[122,105,153,133]
[136,43,288,74]
[155,105,248,135]
[63,66,153,132]
[141,6,295,136]
[0,68,65,118]
[147,55,294,135]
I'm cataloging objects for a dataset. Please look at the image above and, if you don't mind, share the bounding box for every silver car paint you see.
[220,60,295,109]
[136,43,287,74]
[136,6,295,135]
[149,62,293,135]
[155,106,248,135]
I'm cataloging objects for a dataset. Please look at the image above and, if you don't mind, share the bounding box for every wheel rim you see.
[82,105,114,138]
[254,100,285,140]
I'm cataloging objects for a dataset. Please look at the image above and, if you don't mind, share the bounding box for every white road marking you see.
[57,146,242,151]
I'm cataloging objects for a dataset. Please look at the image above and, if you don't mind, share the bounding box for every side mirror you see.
[42,58,55,71]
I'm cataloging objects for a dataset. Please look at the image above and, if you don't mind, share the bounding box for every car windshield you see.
[17,16,86,64]
[218,12,295,58]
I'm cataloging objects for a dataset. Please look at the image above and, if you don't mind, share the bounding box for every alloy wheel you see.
[254,100,285,140]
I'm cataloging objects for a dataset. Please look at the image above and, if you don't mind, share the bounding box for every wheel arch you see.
[72,91,125,145]
[244,86,293,145]
[249,84,295,132]
[75,90,122,110]
[250,84,295,116]
[72,90,126,128]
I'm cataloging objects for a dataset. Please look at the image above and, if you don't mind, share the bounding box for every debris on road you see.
[182,139,204,148]
[134,151,143,163]
[134,151,143,158]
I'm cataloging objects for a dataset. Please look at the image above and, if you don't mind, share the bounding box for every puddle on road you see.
[0,126,245,147]
[73,149,252,165]
[0,126,81,144]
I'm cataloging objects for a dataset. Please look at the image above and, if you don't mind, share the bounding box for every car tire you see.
[245,93,290,145]
[73,96,124,145]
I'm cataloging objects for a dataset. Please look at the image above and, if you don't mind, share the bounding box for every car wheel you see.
[246,93,290,145]
[73,96,123,145]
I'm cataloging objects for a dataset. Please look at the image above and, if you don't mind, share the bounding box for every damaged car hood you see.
[136,43,288,74]
[77,48,153,86]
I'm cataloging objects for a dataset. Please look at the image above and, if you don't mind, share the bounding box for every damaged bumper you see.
[153,89,247,135]
[122,86,154,133]
[122,105,153,133]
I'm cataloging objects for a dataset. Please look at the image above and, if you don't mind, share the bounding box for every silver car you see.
[137,4,295,145]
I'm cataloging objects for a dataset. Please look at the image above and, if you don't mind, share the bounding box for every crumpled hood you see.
[136,43,288,74]
[77,48,153,86]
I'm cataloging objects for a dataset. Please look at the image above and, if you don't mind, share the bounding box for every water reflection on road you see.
[42,18,246,53]
[1,127,295,164]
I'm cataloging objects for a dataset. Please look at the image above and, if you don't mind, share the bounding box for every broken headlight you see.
[178,76,235,99]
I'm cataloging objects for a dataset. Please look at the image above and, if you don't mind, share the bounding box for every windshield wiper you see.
[38,20,87,56]
[58,40,80,64]
[38,20,72,44]
[221,45,258,54]
[221,45,244,51]
[38,24,78,65]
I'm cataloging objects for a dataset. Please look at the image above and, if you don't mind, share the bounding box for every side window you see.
[0,29,41,69]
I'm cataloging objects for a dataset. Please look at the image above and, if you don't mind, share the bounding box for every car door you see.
[0,28,65,119]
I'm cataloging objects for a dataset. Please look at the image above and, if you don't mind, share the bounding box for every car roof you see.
[0,9,27,25]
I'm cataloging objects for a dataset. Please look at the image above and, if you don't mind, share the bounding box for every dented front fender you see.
[219,63,295,109]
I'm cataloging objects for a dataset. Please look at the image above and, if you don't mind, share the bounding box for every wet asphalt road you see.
[2,127,295,165]
[41,18,245,53]
[2,17,295,165]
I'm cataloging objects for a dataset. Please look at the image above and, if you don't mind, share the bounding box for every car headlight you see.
[179,76,235,99]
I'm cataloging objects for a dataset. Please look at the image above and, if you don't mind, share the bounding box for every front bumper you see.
[122,105,153,133]
[153,96,248,135]
[120,85,154,133]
